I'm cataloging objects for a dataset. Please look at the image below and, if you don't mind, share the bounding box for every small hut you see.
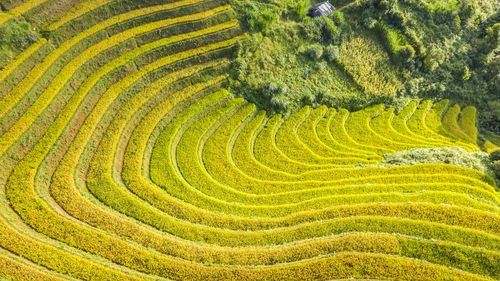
[307,1,335,17]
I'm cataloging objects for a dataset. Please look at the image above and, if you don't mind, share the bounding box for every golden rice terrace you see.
[0,0,498,280]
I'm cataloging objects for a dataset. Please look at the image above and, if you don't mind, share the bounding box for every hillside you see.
[228,0,499,134]
[0,0,499,280]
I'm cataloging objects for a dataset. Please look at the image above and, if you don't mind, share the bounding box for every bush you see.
[314,60,327,71]
[320,16,340,44]
[375,21,411,65]
[315,88,330,103]
[397,45,415,63]
[261,79,288,97]
[231,57,247,80]
[270,96,289,113]
[493,161,500,179]
[0,18,39,50]
[490,149,500,161]
[387,8,406,29]
[363,17,377,29]
[489,148,500,184]
[294,0,310,20]
[331,11,344,26]
[484,23,500,46]
[423,54,438,72]
[306,44,323,60]
[0,18,40,66]
[324,45,340,62]
[301,18,322,42]
[453,15,461,30]
[238,4,278,33]
[301,92,315,105]
[301,16,340,44]
[461,65,471,80]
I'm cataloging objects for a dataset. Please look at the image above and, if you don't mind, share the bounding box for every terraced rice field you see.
[0,0,498,280]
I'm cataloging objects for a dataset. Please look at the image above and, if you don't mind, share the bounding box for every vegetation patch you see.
[368,146,494,177]
[0,17,39,67]
[228,22,369,115]
[228,0,499,136]
[338,36,403,97]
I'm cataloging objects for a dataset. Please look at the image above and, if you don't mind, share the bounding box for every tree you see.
[397,45,415,63]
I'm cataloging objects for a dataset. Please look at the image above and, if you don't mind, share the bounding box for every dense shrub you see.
[300,92,315,105]
[270,96,289,113]
[261,79,288,97]
[301,17,322,42]
[0,17,40,67]
[230,57,247,79]
[375,21,412,65]
[363,17,377,29]
[302,16,341,44]
[331,11,344,26]
[490,149,500,161]
[397,45,415,63]
[492,161,500,180]
[288,0,310,20]
[491,149,500,181]
[314,60,327,71]
[232,1,278,32]
[306,44,323,60]
[324,45,339,62]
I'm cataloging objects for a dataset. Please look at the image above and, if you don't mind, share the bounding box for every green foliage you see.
[324,44,339,62]
[230,0,278,32]
[232,0,322,33]
[490,149,500,162]
[341,0,499,132]
[0,17,40,67]
[306,43,323,59]
[331,10,344,25]
[230,57,247,79]
[453,14,461,29]
[428,0,461,15]
[363,17,378,29]
[302,15,341,44]
[461,64,471,80]
[488,149,500,184]
[289,0,310,20]
[229,23,365,115]
[262,79,288,97]
[485,23,500,44]
[492,160,500,180]
[257,79,291,113]
[301,17,323,41]
[397,44,415,63]
[296,0,310,19]
[375,21,413,65]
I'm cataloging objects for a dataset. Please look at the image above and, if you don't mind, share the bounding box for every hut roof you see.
[307,1,335,17]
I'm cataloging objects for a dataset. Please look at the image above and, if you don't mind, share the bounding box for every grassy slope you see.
[227,0,499,137]
[229,21,367,115]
